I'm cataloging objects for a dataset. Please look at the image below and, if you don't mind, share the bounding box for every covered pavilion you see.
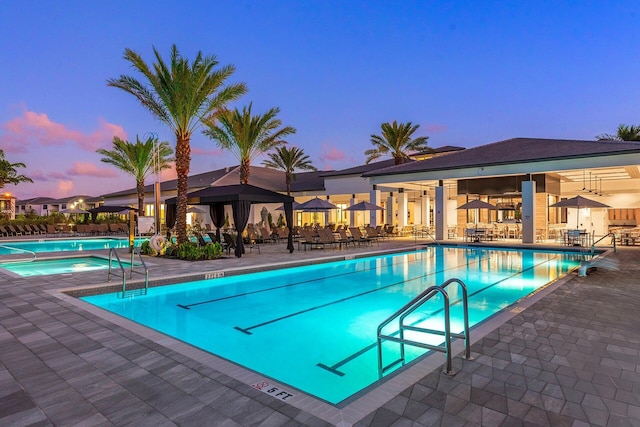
[165,184,295,257]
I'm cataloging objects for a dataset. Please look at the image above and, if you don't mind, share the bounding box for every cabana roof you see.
[165,184,293,205]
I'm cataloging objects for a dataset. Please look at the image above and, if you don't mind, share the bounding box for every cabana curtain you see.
[232,200,251,258]
[209,203,225,243]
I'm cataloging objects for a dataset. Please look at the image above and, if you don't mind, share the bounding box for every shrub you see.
[140,240,156,256]
[203,242,223,259]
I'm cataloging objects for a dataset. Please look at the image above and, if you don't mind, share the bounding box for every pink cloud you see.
[67,162,119,178]
[319,143,352,162]
[57,180,74,196]
[192,147,225,157]
[0,109,127,153]
[48,171,68,180]
[424,123,448,134]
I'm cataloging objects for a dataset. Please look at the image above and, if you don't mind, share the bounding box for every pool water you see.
[0,238,146,255]
[1,256,133,277]
[81,246,588,404]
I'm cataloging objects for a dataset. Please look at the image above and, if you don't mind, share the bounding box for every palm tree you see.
[204,103,296,184]
[97,135,173,214]
[107,45,246,243]
[263,146,317,195]
[0,149,33,190]
[596,124,640,141]
[365,121,430,165]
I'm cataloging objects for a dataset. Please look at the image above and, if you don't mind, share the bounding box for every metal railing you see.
[590,232,616,255]
[0,245,36,263]
[377,278,471,377]
[108,247,149,298]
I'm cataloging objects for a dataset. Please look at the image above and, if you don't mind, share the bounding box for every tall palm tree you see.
[0,149,32,190]
[107,45,247,243]
[596,124,640,141]
[262,146,317,195]
[204,103,296,184]
[365,121,430,165]
[97,135,173,214]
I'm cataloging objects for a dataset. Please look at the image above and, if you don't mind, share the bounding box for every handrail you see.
[108,248,127,296]
[108,247,149,297]
[591,232,616,255]
[413,226,441,246]
[377,278,471,377]
[0,244,37,263]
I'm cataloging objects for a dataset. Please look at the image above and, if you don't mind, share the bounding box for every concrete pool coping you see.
[51,244,595,426]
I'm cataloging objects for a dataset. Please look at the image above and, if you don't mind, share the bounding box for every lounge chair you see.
[299,229,324,251]
[206,231,221,244]
[222,232,237,255]
[0,226,8,237]
[7,225,21,236]
[349,227,372,246]
[259,227,277,244]
[337,229,355,248]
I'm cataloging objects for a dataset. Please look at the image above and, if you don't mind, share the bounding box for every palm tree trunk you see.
[136,180,145,217]
[175,135,191,243]
[286,173,291,196]
[240,158,250,184]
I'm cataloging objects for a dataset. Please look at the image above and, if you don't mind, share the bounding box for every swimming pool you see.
[0,237,145,255]
[0,256,134,277]
[81,246,588,405]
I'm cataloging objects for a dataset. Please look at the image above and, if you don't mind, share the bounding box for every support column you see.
[325,195,331,225]
[386,192,396,226]
[369,187,380,227]
[349,194,357,227]
[521,179,536,244]
[397,189,408,228]
[435,183,446,240]
[421,192,430,227]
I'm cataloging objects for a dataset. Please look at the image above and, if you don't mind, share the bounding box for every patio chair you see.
[259,227,277,244]
[222,232,236,255]
[0,226,8,237]
[349,227,372,246]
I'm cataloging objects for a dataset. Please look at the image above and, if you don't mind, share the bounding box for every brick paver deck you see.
[1,236,637,426]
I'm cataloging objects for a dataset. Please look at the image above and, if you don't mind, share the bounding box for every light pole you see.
[145,132,161,235]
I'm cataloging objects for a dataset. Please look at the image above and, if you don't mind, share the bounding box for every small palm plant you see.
[263,146,317,195]
[596,124,640,141]
[365,121,430,165]
[204,103,296,184]
[97,135,173,213]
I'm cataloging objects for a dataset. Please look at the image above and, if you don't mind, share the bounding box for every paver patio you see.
[1,236,638,426]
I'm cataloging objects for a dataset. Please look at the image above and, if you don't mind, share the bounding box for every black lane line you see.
[316,254,561,376]
[177,250,434,310]
[234,269,442,335]
[234,247,487,336]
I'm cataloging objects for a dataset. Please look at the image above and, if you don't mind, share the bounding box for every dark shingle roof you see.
[321,159,413,178]
[364,138,640,177]
[290,170,328,192]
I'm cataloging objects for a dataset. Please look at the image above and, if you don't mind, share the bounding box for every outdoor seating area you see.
[0,222,129,238]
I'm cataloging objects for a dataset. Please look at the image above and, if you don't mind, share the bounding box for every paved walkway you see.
[1,236,639,426]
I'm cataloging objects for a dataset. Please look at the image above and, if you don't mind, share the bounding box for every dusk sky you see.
[1,1,638,200]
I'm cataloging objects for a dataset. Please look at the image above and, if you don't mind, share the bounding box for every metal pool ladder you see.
[108,247,149,298]
[377,278,472,377]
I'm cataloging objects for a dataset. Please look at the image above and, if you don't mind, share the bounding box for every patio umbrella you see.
[344,201,383,211]
[550,195,610,228]
[275,201,302,211]
[457,199,498,227]
[298,197,337,224]
[297,197,338,211]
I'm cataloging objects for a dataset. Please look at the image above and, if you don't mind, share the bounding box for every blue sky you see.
[1,1,638,199]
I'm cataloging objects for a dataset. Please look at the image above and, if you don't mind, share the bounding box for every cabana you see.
[165,184,295,257]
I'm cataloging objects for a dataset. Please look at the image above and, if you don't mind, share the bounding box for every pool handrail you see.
[590,232,616,256]
[108,247,149,297]
[0,244,37,263]
[377,278,471,378]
